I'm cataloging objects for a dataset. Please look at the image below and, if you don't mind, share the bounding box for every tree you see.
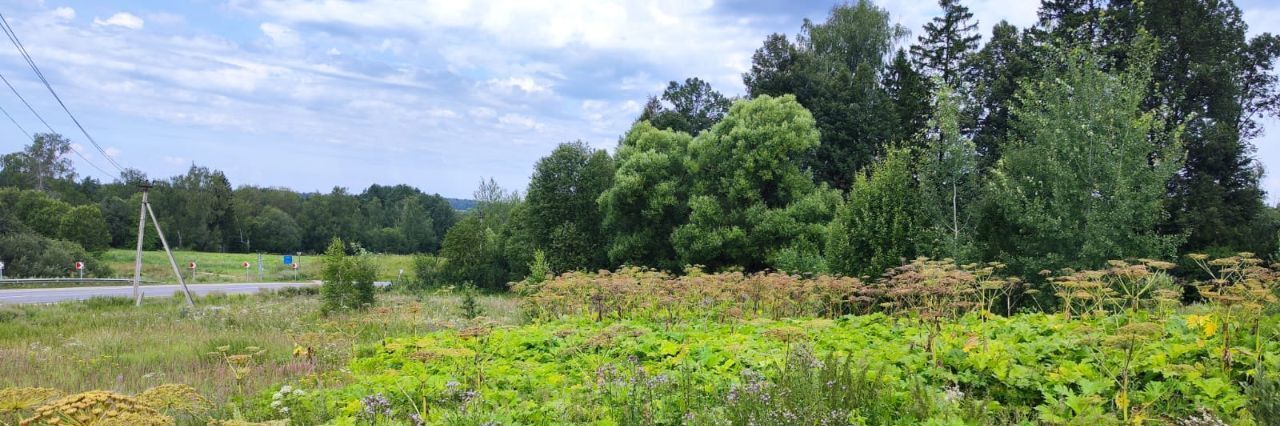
[98,196,134,247]
[440,179,522,290]
[984,48,1182,275]
[672,95,838,272]
[248,206,301,253]
[2,133,76,192]
[598,121,693,271]
[884,49,933,146]
[522,141,614,272]
[298,187,364,252]
[1121,0,1280,255]
[917,85,980,261]
[910,0,982,88]
[827,149,922,278]
[319,238,377,313]
[59,205,110,253]
[968,21,1032,169]
[743,0,906,189]
[397,195,438,253]
[638,78,732,136]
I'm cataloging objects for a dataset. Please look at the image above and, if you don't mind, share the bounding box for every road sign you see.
[242,261,251,269]
[74,261,84,270]
[291,263,299,270]
[188,262,197,270]
[283,255,293,265]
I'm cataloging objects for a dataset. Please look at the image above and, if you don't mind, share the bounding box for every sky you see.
[0,0,1276,200]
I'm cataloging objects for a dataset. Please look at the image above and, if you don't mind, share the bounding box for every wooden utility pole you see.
[131,183,195,307]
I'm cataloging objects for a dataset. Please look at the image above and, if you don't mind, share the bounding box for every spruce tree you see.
[910,0,981,89]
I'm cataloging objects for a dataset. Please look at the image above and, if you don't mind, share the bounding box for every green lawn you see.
[99,249,416,284]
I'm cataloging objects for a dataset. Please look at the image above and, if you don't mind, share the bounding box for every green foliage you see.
[984,48,1183,276]
[410,254,449,289]
[522,141,614,273]
[598,122,693,271]
[827,149,922,278]
[743,0,906,189]
[910,0,981,88]
[637,77,732,136]
[672,95,836,272]
[58,205,111,253]
[458,282,481,320]
[439,180,522,291]
[318,238,377,313]
[246,206,301,253]
[917,84,980,262]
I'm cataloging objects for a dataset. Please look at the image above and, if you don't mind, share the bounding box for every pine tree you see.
[910,0,982,89]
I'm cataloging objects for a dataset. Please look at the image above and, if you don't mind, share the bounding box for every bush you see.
[0,231,109,278]
[410,254,449,290]
[318,238,377,313]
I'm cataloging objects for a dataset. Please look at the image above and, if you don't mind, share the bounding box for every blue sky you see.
[0,0,1276,200]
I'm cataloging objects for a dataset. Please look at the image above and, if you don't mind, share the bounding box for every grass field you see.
[98,249,416,284]
[0,290,516,424]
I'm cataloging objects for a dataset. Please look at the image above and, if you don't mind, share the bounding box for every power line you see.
[0,12,126,174]
[0,71,116,179]
[0,101,27,137]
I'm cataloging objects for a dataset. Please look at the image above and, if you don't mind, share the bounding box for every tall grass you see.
[0,291,517,419]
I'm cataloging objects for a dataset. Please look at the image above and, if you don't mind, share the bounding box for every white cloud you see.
[104,147,122,158]
[259,22,301,49]
[497,113,544,131]
[51,7,75,21]
[484,76,551,95]
[93,12,144,30]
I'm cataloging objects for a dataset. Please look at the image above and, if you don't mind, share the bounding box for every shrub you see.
[410,254,449,290]
[319,238,377,313]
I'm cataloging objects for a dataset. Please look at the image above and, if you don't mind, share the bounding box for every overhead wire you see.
[0,70,116,179]
[0,11,126,175]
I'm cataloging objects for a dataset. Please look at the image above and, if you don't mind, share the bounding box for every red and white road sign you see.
[74,261,84,270]
[188,262,197,270]
[242,261,251,269]
[291,263,299,270]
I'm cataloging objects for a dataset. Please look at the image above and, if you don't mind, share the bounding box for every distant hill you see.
[446,198,476,211]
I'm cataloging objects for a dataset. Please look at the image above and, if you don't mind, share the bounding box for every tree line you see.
[0,134,460,277]
[430,0,1280,290]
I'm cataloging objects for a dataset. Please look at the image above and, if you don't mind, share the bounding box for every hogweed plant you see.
[1188,252,1280,375]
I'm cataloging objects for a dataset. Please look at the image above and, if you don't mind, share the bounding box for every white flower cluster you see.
[269,385,306,415]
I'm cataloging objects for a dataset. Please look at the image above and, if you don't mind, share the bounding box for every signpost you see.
[1,260,5,280]
[257,253,264,281]
[188,261,197,282]
[75,261,84,280]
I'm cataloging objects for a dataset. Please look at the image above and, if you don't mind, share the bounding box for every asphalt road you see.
[0,281,322,304]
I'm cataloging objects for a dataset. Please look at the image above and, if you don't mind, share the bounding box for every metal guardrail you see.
[0,278,134,285]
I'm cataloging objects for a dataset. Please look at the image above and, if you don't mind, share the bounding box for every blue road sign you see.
[283,255,293,265]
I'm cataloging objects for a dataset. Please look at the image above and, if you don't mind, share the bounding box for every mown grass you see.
[96,249,415,284]
[0,289,516,420]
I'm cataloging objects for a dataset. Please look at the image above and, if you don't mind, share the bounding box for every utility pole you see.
[131,183,195,307]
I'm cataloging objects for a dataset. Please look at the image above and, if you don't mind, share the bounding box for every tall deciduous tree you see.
[984,48,1182,275]
[672,95,838,272]
[743,0,906,189]
[598,121,692,271]
[910,0,981,88]
[918,85,980,261]
[522,141,614,273]
[1,133,75,192]
[637,78,732,136]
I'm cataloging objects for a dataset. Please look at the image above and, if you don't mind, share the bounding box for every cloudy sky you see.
[0,0,1277,200]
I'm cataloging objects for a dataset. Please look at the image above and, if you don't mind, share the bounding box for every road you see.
[0,281,322,304]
